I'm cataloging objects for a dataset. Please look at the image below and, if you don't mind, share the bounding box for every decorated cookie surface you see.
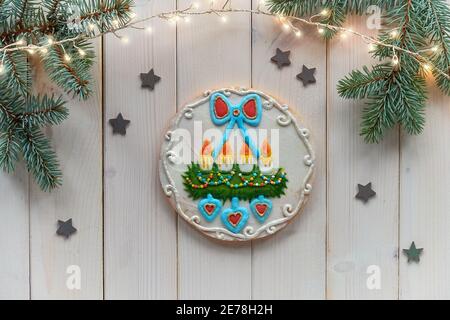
[160,88,314,242]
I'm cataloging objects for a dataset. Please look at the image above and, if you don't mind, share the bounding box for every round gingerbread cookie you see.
[159,88,314,242]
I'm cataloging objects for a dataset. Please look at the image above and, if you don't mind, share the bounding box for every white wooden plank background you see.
[1,0,450,299]
[251,0,326,299]
[104,0,177,299]
[327,16,399,299]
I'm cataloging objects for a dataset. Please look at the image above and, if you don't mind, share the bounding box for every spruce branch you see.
[21,126,62,191]
[420,0,450,95]
[2,51,31,95]
[337,0,431,142]
[0,88,68,189]
[20,95,68,127]
[0,0,133,191]
[42,41,93,99]
[0,124,21,172]
[338,65,390,99]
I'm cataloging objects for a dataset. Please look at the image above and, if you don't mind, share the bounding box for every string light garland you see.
[1,3,448,81]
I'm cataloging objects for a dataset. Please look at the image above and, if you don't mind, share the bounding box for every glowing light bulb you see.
[88,23,95,31]
[40,47,48,54]
[16,39,25,45]
[78,48,86,57]
[64,54,71,62]
[121,36,129,44]
[192,1,200,9]
[431,45,439,52]
[318,28,325,34]
[340,32,347,39]
[184,16,191,23]
[145,26,153,33]
[423,63,432,71]
[295,30,302,37]
[0,63,5,74]
[47,37,54,45]
[27,49,35,55]
[390,30,398,38]
[282,23,290,30]
[221,15,228,23]
[321,9,329,16]
[368,43,376,51]
[112,19,120,27]
[392,55,399,66]
[129,12,137,19]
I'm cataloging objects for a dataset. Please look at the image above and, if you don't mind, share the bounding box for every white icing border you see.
[159,88,315,241]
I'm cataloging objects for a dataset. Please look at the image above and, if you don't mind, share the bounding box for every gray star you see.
[271,48,291,69]
[140,69,161,90]
[109,113,130,136]
[296,65,316,86]
[355,182,376,203]
[403,242,423,263]
[56,219,77,239]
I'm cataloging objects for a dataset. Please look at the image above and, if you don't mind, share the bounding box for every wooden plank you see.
[29,39,103,299]
[176,0,252,299]
[0,167,29,300]
[251,1,327,299]
[399,82,450,299]
[327,15,399,299]
[103,0,177,299]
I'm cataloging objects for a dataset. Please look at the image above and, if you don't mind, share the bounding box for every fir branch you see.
[20,94,68,127]
[267,0,399,17]
[338,0,429,142]
[394,72,426,134]
[338,64,390,99]
[360,88,397,143]
[43,0,62,20]
[2,50,31,95]
[420,0,450,95]
[0,124,21,172]
[21,126,62,191]
[43,42,93,99]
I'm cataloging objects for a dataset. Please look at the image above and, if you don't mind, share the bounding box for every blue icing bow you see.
[209,93,263,159]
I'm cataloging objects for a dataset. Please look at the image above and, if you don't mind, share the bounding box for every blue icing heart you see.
[250,195,272,223]
[198,194,222,222]
[221,197,249,234]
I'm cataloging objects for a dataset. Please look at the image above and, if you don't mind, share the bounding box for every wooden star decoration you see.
[56,219,77,239]
[140,68,161,90]
[355,182,376,203]
[403,242,423,263]
[296,65,316,86]
[109,113,130,136]
[271,48,291,69]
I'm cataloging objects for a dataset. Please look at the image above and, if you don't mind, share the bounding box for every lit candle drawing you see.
[200,139,214,170]
[218,141,233,171]
[259,138,274,174]
[239,143,254,172]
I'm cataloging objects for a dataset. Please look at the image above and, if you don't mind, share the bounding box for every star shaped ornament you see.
[140,68,161,90]
[355,182,376,203]
[296,65,316,86]
[109,113,130,135]
[56,219,77,239]
[271,48,291,69]
[403,242,423,263]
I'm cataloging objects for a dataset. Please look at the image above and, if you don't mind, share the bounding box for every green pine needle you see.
[0,0,133,190]
[21,126,62,191]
